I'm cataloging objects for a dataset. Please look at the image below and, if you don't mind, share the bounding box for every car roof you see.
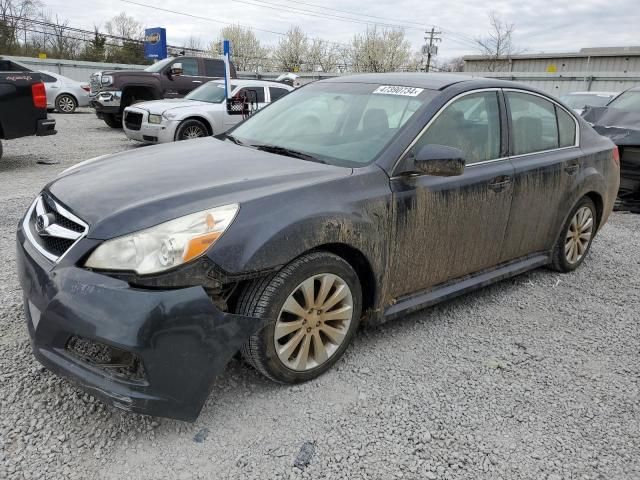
[210,79,293,88]
[319,72,475,90]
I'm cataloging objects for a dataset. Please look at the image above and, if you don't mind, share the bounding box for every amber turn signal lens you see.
[182,231,222,262]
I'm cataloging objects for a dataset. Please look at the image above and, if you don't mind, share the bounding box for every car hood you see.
[48,138,352,239]
[133,99,214,114]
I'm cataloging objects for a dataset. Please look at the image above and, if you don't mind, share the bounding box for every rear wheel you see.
[55,94,77,113]
[239,252,362,383]
[550,197,597,272]
[175,119,208,141]
[102,114,121,129]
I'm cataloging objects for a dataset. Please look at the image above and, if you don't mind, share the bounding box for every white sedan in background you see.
[40,71,90,113]
[559,91,617,115]
[122,80,293,143]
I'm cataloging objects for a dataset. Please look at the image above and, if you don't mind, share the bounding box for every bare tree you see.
[104,12,145,64]
[307,38,339,73]
[0,0,41,54]
[182,35,203,54]
[40,11,80,59]
[273,26,308,72]
[474,11,519,72]
[438,56,465,72]
[348,27,412,73]
[105,11,143,40]
[211,24,270,72]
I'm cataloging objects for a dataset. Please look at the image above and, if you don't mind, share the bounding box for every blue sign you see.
[223,40,231,100]
[144,28,167,60]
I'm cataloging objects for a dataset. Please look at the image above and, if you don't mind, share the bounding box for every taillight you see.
[32,82,47,108]
[612,146,620,167]
[81,84,90,92]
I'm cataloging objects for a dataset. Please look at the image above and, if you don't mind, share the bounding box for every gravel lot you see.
[1,111,639,480]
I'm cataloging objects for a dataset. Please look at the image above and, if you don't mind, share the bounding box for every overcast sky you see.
[45,0,640,60]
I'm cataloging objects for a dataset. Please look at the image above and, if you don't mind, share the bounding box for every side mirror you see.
[413,144,466,177]
[169,63,183,76]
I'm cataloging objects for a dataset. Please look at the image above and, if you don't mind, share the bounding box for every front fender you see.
[208,166,393,297]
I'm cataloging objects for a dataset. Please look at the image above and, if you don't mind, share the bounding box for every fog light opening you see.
[65,336,147,382]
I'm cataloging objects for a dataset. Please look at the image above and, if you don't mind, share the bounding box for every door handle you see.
[564,161,579,175]
[488,176,512,192]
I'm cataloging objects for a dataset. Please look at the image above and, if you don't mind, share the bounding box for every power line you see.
[231,0,425,31]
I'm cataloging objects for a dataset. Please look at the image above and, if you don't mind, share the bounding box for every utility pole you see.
[423,27,442,72]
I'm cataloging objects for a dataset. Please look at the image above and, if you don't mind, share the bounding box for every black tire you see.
[175,119,209,141]
[55,94,77,113]
[550,197,597,272]
[102,114,122,129]
[239,252,362,383]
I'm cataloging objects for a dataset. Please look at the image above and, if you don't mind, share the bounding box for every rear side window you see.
[204,59,225,77]
[269,87,289,101]
[40,73,57,83]
[556,106,576,147]
[235,87,265,103]
[507,92,560,155]
[413,91,501,165]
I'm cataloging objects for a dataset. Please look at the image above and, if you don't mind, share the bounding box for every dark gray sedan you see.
[17,73,619,421]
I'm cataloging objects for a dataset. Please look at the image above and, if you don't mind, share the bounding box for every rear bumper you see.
[16,227,266,421]
[36,118,56,136]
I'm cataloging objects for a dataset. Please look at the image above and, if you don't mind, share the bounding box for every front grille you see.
[89,74,101,94]
[24,193,88,262]
[124,111,143,131]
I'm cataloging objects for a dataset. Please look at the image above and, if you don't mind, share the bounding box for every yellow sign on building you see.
[546,64,557,73]
[38,53,47,59]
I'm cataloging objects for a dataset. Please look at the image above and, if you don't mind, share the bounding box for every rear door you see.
[387,89,515,299]
[500,90,581,262]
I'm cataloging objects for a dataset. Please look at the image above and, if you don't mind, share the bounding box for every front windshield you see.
[607,91,640,113]
[230,82,437,166]
[144,57,175,73]
[561,94,612,109]
[186,82,235,103]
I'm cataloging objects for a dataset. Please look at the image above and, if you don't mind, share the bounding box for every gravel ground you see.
[1,112,639,480]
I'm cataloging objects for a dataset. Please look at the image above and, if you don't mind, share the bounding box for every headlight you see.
[162,111,177,120]
[148,114,163,124]
[85,204,239,274]
[101,75,113,86]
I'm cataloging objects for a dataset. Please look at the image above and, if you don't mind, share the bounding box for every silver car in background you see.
[122,79,293,143]
[560,91,617,115]
[40,71,90,113]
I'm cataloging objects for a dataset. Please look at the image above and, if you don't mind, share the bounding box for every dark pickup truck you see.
[0,67,57,159]
[89,56,237,128]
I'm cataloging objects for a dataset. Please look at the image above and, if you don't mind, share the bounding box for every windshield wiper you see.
[253,144,326,163]
[224,133,245,145]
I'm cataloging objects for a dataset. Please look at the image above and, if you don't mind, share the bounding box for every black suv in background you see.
[89,56,237,128]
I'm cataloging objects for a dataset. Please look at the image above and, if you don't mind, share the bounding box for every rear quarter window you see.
[556,107,576,148]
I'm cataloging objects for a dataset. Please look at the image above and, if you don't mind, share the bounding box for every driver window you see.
[174,58,198,76]
[412,91,501,165]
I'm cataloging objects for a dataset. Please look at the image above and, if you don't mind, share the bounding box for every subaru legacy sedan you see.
[17,73,619,421]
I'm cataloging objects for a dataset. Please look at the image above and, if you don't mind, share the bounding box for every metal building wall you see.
[2,55,148,82]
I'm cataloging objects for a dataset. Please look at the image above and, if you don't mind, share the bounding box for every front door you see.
[223,87,267,130]
[499,90,581,262]
[164,58,202,97]
[387,90,515,300]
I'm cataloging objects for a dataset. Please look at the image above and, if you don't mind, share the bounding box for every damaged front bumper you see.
[16,228,266,421]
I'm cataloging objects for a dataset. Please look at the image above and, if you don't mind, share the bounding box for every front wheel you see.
[239,252,362,383]
[55,94,77,113]
[102,113,122,129]
[550,197,597,272]
[175,119,208,141]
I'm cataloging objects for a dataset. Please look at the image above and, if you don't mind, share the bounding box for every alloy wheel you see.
[565,206,594,264]
[57,95,75,113]
[183,126,205,139]
[274,273,354,371]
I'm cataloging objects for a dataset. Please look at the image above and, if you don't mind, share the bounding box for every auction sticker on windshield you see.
[373,85,424,96]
